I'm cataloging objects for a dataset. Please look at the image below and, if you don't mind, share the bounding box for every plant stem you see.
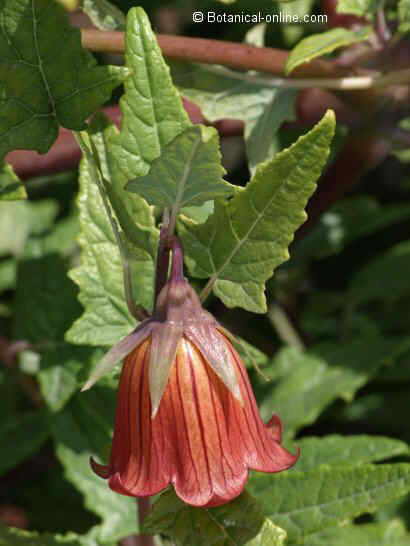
[202,64,410,91]
[136,497,155,546]
[81,29,410,90]
[81,29,343,78]
[268,304,305,351]
[153,210,171,304]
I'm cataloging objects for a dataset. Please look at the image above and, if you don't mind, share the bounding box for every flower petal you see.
[168,338,248,507]
[81,322,152,391]
[149,322,183,417]
[185,324,243,405]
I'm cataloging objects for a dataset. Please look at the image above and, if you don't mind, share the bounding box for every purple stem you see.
[153,216,171,304]
[170,237,185,282]
[136,497,155,546]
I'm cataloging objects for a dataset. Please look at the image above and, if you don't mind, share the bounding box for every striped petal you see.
[94,335,298,507]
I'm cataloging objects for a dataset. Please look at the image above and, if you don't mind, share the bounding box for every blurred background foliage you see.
[1,0,410,544]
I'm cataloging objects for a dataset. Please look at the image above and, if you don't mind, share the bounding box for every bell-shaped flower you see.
[85,240,298,507]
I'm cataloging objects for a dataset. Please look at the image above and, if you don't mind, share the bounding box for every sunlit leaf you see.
[80,0,125,30]
[286,27,371,74]
[127,125,235,211]
[180,111,335,312]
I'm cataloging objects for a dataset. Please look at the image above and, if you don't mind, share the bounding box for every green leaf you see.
[295,435,408,472]
[171,61,296,171]
[127,125,235,211]
[144,489,269,546]
[65,144,137,347]
[337,0,380,16]
[109,7,190,186]
[180,111,335,312]
[285,27,371,74]
[0,410,49,475]
[260,336,406,436]
[68,6,194,346]
[80,0,125,30]
[249,464,410,543]
[0,0,126,160]
[399,0,410,34]
[301,520,410,546]
[348,241,410,305]
[52,388,137,543]
[0,162,26,200]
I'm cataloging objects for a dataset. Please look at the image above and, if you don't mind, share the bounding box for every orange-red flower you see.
[86,239,298,507]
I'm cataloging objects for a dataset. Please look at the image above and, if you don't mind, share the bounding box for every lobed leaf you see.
[285,27,371,74]
[0,0,126,160]
[249,464,410,542]
[127,125,235,211]
[180,111,335,312]
[109,7,190,184]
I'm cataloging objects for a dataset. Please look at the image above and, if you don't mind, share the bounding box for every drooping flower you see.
[85,239,298,507]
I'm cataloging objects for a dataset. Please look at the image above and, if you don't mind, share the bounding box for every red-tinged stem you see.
[154,211,171,304]
[136,497,154,546]
[170,237,185,282]
[81,29,346,79]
